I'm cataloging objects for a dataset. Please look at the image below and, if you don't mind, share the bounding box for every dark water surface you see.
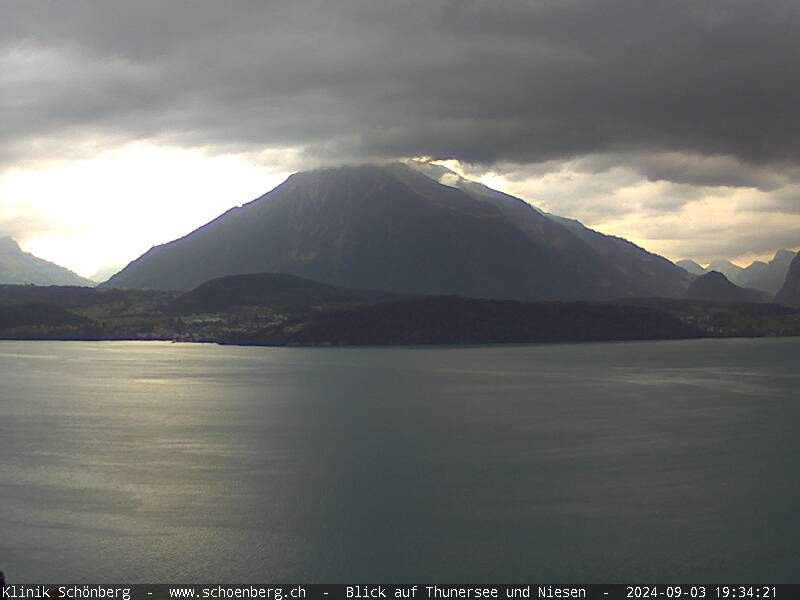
[1,338,798,583]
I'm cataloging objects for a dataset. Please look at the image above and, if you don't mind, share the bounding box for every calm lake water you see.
[1,338,798,583]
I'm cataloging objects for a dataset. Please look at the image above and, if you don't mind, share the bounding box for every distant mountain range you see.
[738,250,797,294]
[677,250,796,296]
[103,163,693,300]
[0,237,93,286]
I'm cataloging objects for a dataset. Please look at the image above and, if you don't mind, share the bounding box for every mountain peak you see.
[703,270,729,282]
[0,236,21,251]
[676,259,706,276]
[772,249,796,264]
[686,270,766,303]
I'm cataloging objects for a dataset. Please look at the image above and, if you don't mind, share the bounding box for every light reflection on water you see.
[1,338,798,583]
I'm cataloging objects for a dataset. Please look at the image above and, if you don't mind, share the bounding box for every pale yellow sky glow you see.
[0,143,290,278]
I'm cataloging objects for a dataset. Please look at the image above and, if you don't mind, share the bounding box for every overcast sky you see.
[1,0,798,277]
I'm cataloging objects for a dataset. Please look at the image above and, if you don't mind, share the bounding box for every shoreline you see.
[1,332,797,350]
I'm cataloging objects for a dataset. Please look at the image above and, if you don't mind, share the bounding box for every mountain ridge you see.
[103,163,692,300]
[677,249,796,295]
[685,271,767,303]
[0,237,94,287]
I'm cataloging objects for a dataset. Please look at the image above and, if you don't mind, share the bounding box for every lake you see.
[1,338,798,583]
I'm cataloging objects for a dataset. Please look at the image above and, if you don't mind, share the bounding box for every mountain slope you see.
[0,237,93,286]
[774,252,800,308]
[677,250,795,294]
[104,164,690,300]
[549,215,693,298]
[407,162,693,298]
[685,271,766,303]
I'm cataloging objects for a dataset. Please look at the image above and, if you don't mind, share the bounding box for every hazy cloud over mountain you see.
[1,0,798,271]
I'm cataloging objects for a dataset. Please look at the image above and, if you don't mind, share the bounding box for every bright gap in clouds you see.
[0,143,290,279]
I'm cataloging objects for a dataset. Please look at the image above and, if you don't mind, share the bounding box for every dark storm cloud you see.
[3,0,800,175]
[570,154,794,192]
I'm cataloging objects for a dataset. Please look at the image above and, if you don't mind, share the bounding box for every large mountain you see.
[0,237,93,286]
[104,163,692,300]
[685,271,766,303]
[774,252,800,308]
